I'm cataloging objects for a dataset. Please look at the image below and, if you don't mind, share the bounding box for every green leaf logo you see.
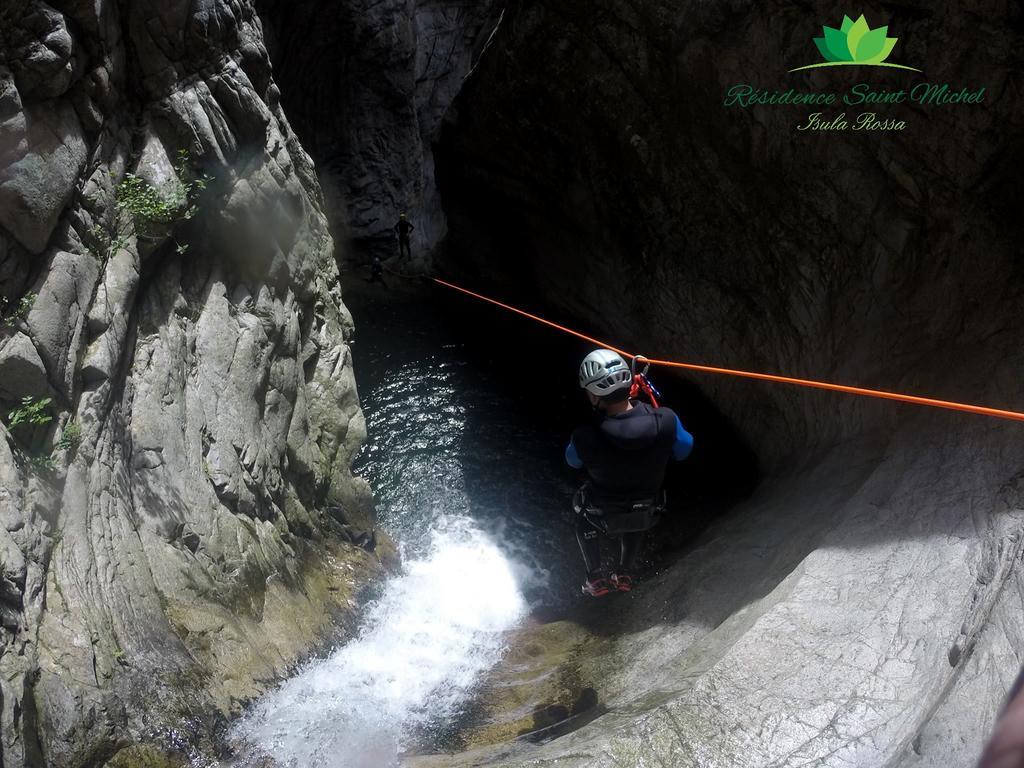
[792,14,920,72]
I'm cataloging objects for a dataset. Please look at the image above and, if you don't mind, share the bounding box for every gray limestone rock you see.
[24,249,99,396]
[0,1,388,765]
[0,100,87,254]
[0,332,49,400]
[2,1,76,101]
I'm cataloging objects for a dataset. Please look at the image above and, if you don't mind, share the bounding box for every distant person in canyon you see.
[366,254,387,287]
[565,349,694,597]
[394,212,414,260]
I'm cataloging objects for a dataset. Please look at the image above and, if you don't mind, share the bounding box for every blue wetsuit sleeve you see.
[672,416,694,461]
[565,439,584,469]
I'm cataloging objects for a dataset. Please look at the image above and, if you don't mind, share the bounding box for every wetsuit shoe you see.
[611,573,634,592]
[582,577,612,597]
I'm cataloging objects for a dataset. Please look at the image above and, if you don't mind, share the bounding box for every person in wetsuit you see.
[566,349,694,596]
[394,212,414,260]
[367,254,387,286]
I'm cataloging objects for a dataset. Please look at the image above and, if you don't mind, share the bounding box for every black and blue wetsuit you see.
[394,218,414,259]
[367,255,387,286]
[565,401,693,576]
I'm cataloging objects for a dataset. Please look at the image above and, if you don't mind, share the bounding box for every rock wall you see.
[0,2,388,765]
[255,0,502,267]
[430,0,1024,765]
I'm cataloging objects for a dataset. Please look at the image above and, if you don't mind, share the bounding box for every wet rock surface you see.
[0,2,388,765]
[428,1,1024,765]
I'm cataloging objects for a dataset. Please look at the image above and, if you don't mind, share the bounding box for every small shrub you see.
[56,421,82,452]
[116,173,189,229]
[28,454,56,472]
[114,149,211,239]
[1,293,37,327]
[86,224,128,266]
[2,397,65,474]
[6,396,53,430]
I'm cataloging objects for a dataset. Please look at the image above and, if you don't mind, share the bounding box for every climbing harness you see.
[573,484,666,535]
[432,278,1024,424]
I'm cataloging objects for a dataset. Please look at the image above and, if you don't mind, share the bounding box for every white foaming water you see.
[231,516,527,767]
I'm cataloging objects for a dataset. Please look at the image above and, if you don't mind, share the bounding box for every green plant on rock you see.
[1,292,37,327]
[56,421,82,452]
[116,173,188,228]
[113,149,212,240]
[86,223,128,266]
[28,454,56,472]
[2,397,62,475]
[5,396,53,430]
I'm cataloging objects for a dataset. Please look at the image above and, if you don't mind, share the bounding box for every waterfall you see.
[232,515,527,767]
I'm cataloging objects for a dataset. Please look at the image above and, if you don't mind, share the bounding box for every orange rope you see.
[432,277,1024,424]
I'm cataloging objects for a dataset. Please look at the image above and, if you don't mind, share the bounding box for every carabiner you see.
[631,355,651,377]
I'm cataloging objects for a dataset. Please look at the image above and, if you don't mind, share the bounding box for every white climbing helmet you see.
[578,349,632,396]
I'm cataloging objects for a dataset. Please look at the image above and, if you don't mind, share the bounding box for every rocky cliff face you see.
[0,2,388,765]
[255,0,502,267]
[429,1,1024,765]
[439,1,1023,465]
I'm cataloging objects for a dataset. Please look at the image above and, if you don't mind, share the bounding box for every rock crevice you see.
[255,0,503,265]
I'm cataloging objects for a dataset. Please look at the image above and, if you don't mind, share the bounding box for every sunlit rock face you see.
[255,0,502,265]
[428,2,1024,766]
[0,2,389,765]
